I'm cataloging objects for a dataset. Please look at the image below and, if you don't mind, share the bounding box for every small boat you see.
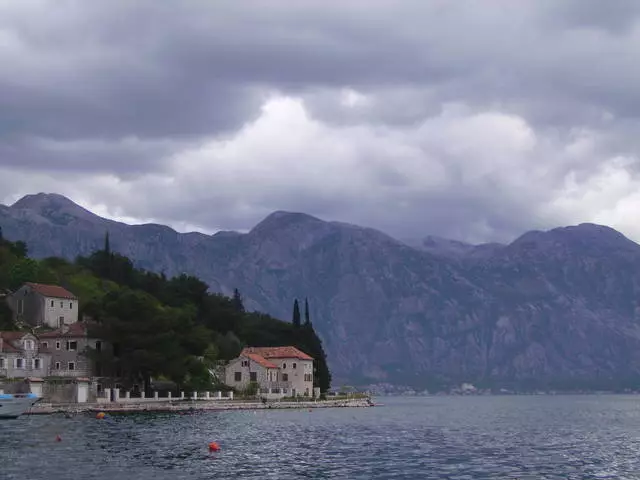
[0,393,40,419]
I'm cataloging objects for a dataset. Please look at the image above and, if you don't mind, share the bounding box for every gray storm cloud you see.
[1,0,640,243]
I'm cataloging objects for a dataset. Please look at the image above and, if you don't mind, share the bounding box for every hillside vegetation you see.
[0,229,331,393]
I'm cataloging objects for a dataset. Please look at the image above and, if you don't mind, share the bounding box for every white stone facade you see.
[225,346,315,399]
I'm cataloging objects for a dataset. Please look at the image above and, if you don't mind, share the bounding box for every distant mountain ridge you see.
[3,192,640,390]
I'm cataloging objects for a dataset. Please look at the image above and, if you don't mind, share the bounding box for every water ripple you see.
[4,396,640,478]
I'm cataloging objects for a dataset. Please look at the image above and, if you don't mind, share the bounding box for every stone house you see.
[225,346,314,398]
[0,331,51,379]
[7,283,78,328]
[39,322,101,378]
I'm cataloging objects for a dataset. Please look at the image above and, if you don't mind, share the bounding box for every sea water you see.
[2,395,640,479]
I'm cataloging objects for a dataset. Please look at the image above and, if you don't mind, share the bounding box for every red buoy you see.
[208,442,220,452]
[55,435,62,442]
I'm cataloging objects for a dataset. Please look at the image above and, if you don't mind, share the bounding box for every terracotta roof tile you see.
[39,322,89,338]
[25,282,77,300]
[0,341,19,353]
[241,352,278,369]
[0,331,29,342]
[0,331,28,352]
[242,346,313,361]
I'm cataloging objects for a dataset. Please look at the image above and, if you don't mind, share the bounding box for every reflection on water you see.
[3,396,640,479]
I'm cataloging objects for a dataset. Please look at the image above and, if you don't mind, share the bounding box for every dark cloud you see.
[1,0,640,242]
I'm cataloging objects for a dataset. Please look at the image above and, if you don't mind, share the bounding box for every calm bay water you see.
[3,396,640,479]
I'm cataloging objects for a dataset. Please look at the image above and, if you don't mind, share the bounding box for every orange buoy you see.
[96,412,106,419]
[208,442,221,452]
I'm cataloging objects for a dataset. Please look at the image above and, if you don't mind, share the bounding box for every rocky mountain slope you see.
[3,193,640,390]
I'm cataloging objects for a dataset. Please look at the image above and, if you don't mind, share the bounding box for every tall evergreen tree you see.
[304,298,310,326]
[292,298,301,327]
[104,231,111,256]
[232,288,245,313]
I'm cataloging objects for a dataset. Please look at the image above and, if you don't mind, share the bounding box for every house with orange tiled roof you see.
[0,331,51,378]
[225,346,314,399]
[7,283,79,329]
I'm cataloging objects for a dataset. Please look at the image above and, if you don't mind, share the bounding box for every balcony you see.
[260,381,292,395]
[0,365,49,378]
[49,369,89,378]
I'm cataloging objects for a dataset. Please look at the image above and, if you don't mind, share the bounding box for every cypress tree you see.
[232,288,245,313]
[104,231,111,255]
[101,231,112,278]
[304,298,310,326]
[292,299,301,327]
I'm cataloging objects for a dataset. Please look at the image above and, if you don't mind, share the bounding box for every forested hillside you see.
[0,229,331,393]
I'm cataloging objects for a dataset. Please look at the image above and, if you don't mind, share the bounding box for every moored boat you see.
[0,393,40,419]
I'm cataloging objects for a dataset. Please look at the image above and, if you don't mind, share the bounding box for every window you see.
[68,362,75,371]
[60,301,63,308]
[15,358,24,369]
[241,360,249,367]
[282,363,287,369]
[249,372,257,382]
[292,362,297,369]
[304,374,312,382]
[282,373,289,382]
[95,341,102,352]
[234,372,242,382]
[33,358,41,369]
[70,302,73,309]
[66,341,77,351]
[59,316,65,327]
[55,362,60,370]
[42,341,49,349]
[0,358,5,368]
[24,339,34,350]
[55,341,61,350]
[51,300,54,307]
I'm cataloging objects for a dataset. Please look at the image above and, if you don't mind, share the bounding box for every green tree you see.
[202,343,219,368]
[163,274,209,311]
[9,240,28,259]
[299,320,332,393]
[8,258,40,289]
[292,298,301,327]
[0,302,16,330]
[217,331,243,360]
[232,288,245,313]
[304,298,310,326]
[93,289,193,393]
[244,381,259,397]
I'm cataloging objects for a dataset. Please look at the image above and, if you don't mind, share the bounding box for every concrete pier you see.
[26,397,374,415]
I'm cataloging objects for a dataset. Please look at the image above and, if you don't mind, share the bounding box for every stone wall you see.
[0,378,97,403]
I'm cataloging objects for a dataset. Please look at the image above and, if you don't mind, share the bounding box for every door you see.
[77,382,89,403]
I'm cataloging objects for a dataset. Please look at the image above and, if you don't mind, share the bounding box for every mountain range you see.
[3,193,640,390]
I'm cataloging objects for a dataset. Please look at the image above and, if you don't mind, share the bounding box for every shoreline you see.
[26,397,375,415]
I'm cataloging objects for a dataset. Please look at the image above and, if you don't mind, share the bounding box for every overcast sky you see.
[2,0,640,243]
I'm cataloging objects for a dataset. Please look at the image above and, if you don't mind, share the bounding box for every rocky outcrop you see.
[3,193,640,389]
